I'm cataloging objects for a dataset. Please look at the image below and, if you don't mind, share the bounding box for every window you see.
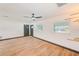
[54,21,69,33]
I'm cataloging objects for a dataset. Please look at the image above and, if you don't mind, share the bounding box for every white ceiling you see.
[0,3,59,22]
[0,3,58,16]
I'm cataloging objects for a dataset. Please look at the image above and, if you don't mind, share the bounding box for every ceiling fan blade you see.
[24,16,32,18]
[3,15,8,17]
[35,16,42,18]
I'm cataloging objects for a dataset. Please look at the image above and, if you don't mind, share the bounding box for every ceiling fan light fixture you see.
[32,17,36,20]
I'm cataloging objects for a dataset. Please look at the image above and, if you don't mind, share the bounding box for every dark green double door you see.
[24,24,33,36]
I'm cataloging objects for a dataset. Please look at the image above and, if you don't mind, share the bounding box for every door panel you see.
[24,25,29,36]
[30,25,33,36]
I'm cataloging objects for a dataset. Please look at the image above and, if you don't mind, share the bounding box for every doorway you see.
[24,24,29,36]
[24,24,34,36]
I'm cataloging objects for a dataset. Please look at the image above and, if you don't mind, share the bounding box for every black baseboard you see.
[33,36,79,53]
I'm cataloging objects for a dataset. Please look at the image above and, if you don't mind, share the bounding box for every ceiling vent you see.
[56,3,67,7]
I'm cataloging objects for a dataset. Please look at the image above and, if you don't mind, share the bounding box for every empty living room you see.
[0,2,79,56]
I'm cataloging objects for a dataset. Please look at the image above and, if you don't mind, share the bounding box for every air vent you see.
[56,3,67,7]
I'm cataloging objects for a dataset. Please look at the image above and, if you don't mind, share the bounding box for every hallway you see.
[0,36,79,56]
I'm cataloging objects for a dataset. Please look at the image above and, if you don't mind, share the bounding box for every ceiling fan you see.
[24,13,42,21]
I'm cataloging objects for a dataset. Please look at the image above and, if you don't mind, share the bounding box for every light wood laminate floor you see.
[0,36,79,56]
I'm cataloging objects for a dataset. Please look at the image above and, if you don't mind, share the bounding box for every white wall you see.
[0,19,24,39]
[34,16,79,40]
